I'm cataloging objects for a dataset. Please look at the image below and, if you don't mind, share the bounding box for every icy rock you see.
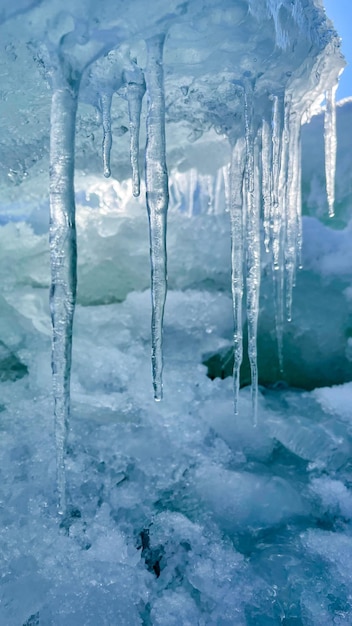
[266,411,351,470]
[150,591,202,626]
[0,339,28,382]
[199,383,275,462]
[313,381,352,423]
[193,464,305,532]
[310,477,352,521]
[303,529,352,580]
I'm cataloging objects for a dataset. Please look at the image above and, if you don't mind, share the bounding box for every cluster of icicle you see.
[49,34,168,514]
[229,84,338,424]
[47,35,338,514]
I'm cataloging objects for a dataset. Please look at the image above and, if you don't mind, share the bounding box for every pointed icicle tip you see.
[145,33,169,400]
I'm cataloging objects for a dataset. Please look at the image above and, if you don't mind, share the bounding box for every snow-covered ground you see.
[0,149,352,623]
[1,283,352,625]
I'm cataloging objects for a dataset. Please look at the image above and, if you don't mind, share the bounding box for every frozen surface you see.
[1,284,352,624]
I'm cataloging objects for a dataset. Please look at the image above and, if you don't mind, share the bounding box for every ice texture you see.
[1,284,352,624]
[0,0,351,623]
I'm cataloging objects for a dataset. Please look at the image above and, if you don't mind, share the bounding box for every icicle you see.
[126,75,146,197]
[188,168,197,217]
[205,174,214,214]
[261,117,272,254]
[214,167,223,215]
[100,91,113,178]
[229,138,246,414]
[271,95,284,271]
[145,34,169,401]
[324,83,338,218]
[244,85,261,423]
[296,158,303,272]
[49,76,80,515]
[270,94,285,371]
[222,164,231,212]
[277,96,291,367]
[285,109,302,322]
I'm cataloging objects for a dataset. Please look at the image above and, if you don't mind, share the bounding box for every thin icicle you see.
[49,77,80,515]
[229,138,246,414]
[261,117,272,254]
[145,34,169,401]
[285,109,302,322]
[271,94,284,271]
[271,94,286,371]
[126,75,146,196]
[188,168,197,217]
[244,85,260,424]
[324,83,338,218]
[296,153,303,272]
[222,164,231,212]
[100,91,113,178]
[214,167,223,215]
[205,174,214,214]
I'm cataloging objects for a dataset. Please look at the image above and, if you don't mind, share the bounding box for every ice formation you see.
[0,0,344,511]
[1,5,352,620]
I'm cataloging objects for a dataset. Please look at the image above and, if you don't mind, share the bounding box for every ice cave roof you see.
[0,0,345,202]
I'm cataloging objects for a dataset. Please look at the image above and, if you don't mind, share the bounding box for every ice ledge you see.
[0,0,345,189]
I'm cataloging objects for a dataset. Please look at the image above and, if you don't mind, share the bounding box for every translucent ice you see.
[0,3,350,622]
[145,34,169,401]
[49,75,79,515]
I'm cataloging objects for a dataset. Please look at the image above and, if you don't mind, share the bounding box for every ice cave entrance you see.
[3,2,352,624]
[0,1,346,513]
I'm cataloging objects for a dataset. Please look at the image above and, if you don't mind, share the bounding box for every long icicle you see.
[324,83,338,218]
[49,76,80,515]
[244,85,261,424]
[285,109,302,322]
[229,138,246,414]
[271,95,285,371]
[261,116,272,254]
[127,75,146,196]
[145,34,169,400]
[270,95,283,272]
[275,95,291,363]
[100,91,113,178]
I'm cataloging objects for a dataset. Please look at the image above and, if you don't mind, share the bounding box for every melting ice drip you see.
[0,0,344,513]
